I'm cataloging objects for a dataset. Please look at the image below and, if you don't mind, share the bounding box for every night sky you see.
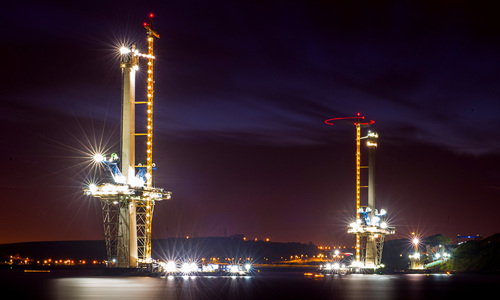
[1,1,500,246]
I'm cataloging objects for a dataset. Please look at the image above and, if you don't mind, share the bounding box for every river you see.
[1,269,497,299]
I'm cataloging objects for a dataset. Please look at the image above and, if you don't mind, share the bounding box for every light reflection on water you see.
[52,275,257,300]
[47,273,496,300]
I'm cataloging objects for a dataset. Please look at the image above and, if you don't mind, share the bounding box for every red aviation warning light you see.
[144,13,160,38]
[325,113,375,126]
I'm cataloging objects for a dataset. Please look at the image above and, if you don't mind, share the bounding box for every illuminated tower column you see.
[367,132,378,215]
[365,132,378,266]
[121,45,137,185]
[120,45,138,268]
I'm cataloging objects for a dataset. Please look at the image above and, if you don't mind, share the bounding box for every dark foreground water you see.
[1,269,498,300]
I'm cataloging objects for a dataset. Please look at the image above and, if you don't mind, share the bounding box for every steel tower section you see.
[84,14,171,270]
[325,114,394,269]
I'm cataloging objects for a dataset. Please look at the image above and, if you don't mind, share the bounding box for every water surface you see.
[2,270,497,300]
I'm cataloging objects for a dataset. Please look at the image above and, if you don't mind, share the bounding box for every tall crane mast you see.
[141,13,160,263]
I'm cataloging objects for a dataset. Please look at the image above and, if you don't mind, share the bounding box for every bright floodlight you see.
[165,261,177,273]
[244,264,251,271]
[93,153,105,163]
[230,265,239,273]
[413,238,419,245]
[189,262,198,273]
[120,46,131,55]
[180,262,197,274]
[181,262,191,274]
[380,221,388,229]
[88,184,97,194]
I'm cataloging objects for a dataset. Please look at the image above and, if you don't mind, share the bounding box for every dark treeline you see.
[443,233,500,273]
[383,233,500,273]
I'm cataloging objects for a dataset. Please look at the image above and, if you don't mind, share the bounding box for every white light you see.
[333,263,340,270]
[244,264,251,271]
[230,265,239,273]
[181,262,192,274]
[325,263,332,270]
[131,177,145,187]
[93,153,105,163]
[165,261,177,273]
[95,183,131,195]
[88,184,97,193]
[380,222,388,229]
[113,175,126,184]
[189,262,198,273]
[119,47,131,55]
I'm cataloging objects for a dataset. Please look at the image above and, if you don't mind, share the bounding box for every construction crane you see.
[325,113,394,270]
[84,14,171,272]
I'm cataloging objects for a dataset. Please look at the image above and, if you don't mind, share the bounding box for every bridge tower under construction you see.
[325,113,395,269]
[84,14,171,270]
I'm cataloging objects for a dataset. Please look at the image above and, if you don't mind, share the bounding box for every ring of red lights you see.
[325,113,375,126]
